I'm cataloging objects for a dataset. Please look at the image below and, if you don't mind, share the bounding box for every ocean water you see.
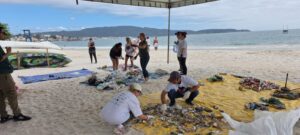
[54,29,300,50]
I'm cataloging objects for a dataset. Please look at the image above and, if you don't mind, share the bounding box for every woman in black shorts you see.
[110,42,123,71]
[88,38,97,63]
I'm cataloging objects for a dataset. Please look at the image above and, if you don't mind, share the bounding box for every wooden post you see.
[46,48,50,67]
[17,51,20,69]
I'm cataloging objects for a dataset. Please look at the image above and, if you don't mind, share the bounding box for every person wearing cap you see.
[175,31,188,75]
[110,42,123,70]
[160,71,199,111]
[0,26,31,123]
[100,83,154,134]
[88,38,97,64]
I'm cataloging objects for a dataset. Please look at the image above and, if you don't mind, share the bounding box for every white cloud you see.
[1,0,300,30]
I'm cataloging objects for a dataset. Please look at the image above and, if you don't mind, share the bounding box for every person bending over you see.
[100,83,154,134]
[110,42,123,71]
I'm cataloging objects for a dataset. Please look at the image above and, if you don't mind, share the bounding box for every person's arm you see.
[137,114,149,120]
[160,91,168,104]
[0,47,11,63]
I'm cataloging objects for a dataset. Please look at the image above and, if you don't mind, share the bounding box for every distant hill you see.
[37,26,250,37]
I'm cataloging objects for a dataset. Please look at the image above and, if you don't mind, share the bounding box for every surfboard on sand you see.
[0,41,61,50]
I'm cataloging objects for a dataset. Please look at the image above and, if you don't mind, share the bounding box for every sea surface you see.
[54,29,300,50]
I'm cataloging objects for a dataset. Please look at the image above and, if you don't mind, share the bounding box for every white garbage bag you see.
[222,108,300,135]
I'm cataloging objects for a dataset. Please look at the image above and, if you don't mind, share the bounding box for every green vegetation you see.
[0,23,12,40]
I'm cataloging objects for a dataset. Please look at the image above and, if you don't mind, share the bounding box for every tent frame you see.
[76,0,217,63]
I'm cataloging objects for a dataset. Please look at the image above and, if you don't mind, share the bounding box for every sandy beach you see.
[1,48,300,135]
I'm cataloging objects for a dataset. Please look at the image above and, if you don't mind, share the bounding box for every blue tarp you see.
[19,69,94,84]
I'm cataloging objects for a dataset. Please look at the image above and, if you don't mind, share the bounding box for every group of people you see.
[100,31,191,134]
[100,71,199,134]
[89,33,152,81]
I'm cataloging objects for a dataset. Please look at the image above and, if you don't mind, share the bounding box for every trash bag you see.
[222,108,300,135]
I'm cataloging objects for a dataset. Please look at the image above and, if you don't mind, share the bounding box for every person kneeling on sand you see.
[0,26,31,123]
[100,83,154,134]
[160,71,200,111]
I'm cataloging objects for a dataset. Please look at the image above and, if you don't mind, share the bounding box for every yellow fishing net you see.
[133,74,300,135]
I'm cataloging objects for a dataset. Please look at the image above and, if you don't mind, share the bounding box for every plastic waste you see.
[222,108,300,135]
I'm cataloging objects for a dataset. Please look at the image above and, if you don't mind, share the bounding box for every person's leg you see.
[93,52,97,63]
[143,56,149,78]
[140,58,146,78]
[130,57,134,67]
[4,75,21,116]
[89,53,93,63]
[177,57,182,71]
[0,89,8,118]
[186,90,199,104]
[124,56,129,70]
[181,57,187,75]
[111,59,115,70]
[116,59,119,70]
[167,90,183,106]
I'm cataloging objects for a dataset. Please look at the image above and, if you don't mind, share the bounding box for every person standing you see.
[138,33,150,81]
[88,38,97,64]
[0,26,31,123]
[153,36,159,51]
[110,42,123,71]
[100,83,154,134]
[124,37,135,71]
[175,32,188,75]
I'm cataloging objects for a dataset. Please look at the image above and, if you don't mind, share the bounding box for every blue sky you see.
[1,0,300,34]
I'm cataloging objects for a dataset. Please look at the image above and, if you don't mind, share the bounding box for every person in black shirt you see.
[0,26,31,123]
[110,42,123,70]
[138,33,150,81]
[88,38,97,64]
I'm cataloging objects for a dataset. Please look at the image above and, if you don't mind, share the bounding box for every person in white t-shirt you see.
[100,83,154,134]
[175,31,188,75]
[160,71,199,111]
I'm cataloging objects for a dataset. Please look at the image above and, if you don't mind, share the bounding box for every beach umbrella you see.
[76,0,218,63]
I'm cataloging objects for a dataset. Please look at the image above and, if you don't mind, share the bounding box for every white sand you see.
[1,48,300,135]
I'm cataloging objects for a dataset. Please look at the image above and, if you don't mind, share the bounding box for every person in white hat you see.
[100,83,154,134]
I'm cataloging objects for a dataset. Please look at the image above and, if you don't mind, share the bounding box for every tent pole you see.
[46,48,50,67]
[167,7,171,64]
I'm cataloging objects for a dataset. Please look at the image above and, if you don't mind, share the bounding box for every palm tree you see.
[0,23,12,40]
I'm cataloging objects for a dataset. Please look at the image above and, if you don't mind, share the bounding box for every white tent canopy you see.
[83,0,217,8]
[78,0,218,63]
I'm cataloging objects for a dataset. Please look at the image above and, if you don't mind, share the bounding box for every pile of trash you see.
[272,87,300,100]
[239,77,280,92]
[82,69,169,90]
[245,97,285,111]
[207,75,224,82]
[130,104,229,134]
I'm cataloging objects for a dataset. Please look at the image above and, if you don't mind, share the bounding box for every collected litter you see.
[207,75,224,82]
[272,87,300,100]
[239,77,280,92]
[245,102,269,111]
[129,104,229,134]
[82,68,169,90]
[260,97,286,110]
[245,97,286,111]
